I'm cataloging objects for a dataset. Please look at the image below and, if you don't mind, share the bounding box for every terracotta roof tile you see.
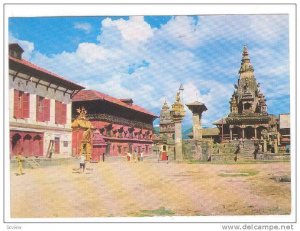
[9,56,85,90]
[73,90,158,117]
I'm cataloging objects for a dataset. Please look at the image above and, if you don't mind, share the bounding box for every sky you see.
[9,15,290,129]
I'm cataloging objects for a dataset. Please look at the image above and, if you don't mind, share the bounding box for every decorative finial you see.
[179,83,184,91]
[76,106,87,120]
[176,91,180,102]
[243,45,248,54]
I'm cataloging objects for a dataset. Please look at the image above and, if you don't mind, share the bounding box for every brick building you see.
[72,90,158,157]
[9,43,85,157]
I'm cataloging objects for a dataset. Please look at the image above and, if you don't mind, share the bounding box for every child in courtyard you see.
[79,154,86,173]
[126,152,132,161]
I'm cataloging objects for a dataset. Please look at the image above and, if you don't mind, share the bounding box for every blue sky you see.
[9,15,290,129]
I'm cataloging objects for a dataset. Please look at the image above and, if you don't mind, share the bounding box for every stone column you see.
[263,139,267,153]
[274,139,278,154]
[254,127,257,139]
[186,102,207,141]
[174,121,183,161]
[242,128,245,139]
[192,113,201,140]
[171,91,186,161]
[229,127,233,141]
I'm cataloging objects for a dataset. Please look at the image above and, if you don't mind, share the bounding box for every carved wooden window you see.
[14,89,30,119]
[36,96,50,122]
[55,101,67,124]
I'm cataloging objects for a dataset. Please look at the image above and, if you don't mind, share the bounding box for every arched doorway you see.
[257,126,267,140]
[33,135,43,156]
[23,134,32,157]
[245,126,255,139]
[11,133,22,156]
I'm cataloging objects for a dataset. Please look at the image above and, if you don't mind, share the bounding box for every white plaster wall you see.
[44,131,72,156]
[9,71,74,156]
[9,73,72,130]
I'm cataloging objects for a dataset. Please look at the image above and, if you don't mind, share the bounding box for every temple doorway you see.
[257,126,267,139]
[232,126,239,140]
[245,126,255,139]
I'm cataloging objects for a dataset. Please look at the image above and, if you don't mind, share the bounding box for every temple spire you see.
[242,45,250,61]
[162,99,169,109]
[239,45,254,76]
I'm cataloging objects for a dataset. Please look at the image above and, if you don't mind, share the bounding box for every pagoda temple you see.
[214,46,278,141]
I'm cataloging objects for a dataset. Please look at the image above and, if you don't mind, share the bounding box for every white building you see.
[9,43,84,157]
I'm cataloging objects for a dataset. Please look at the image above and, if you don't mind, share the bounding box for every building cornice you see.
[10,122,72,132]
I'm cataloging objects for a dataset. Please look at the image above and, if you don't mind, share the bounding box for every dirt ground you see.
[10,159,291,218]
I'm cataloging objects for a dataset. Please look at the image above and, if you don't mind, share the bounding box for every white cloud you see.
[74,22,92,34]
[76,42,108,63]
[102,16,154,43]
[9,15,290,128]
[159,16,202,48]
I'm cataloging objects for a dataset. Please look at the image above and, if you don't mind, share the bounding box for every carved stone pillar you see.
[274,139,278,154]
[263,139,267,153]
[242,128,245,139]
[171,91,185,161]
[174,121,183,160]
[186,101,207,141]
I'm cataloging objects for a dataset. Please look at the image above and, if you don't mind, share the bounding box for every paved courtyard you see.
[10,159,291,217]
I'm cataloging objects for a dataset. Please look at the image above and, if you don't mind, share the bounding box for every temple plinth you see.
[171,91,185,161]
[186,101,207,140]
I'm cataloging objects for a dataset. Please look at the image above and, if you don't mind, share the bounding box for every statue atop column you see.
[170,89,185,161]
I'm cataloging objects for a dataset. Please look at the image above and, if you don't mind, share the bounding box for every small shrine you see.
[72,107,107,162]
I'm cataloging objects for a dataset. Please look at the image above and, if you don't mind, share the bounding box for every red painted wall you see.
[10,131,44,157]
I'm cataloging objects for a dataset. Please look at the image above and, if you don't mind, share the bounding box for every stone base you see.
[183,139,211,161]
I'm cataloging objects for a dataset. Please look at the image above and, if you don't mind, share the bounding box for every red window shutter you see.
[36,96,42,121]
[14,90,20,118]
[61,103,67,124]
[55,101,59,124]
[44,99,50,122]
[55,101,66,124]
[22,93,30,118]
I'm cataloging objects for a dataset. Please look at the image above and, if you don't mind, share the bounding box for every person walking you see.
[234,142,240,162]
[102,153,105,162]
[253,142,259,160]
[133,150,137,163]
[79,154,86,173]
[16,150,24,176]
[79,144,86,172]
[140,151,144,162]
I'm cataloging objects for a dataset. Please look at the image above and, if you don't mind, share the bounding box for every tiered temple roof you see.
[226,46,270,124]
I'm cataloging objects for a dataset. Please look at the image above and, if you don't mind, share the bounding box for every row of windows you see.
[14,89,67,125]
